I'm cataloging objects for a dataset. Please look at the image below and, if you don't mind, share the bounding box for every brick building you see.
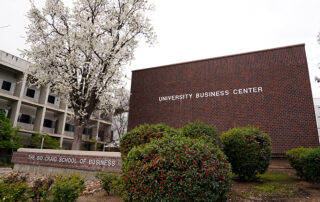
[128,44,320,156]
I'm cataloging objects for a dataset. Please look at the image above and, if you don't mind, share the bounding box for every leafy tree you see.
[23,0,156,150]
[31,132,61,149]
[0,110,22,153]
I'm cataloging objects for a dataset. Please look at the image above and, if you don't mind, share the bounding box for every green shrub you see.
[221,126,271,181]
[0,110,23,152]
[285,147,313,178]
[300,147,320,182]
[179,120,222,148]
[51,174,85,202]
[0,181,29,202]
[31,132,61,149]
[30,176,55,202]
[122,135,232,201]
[119,123,177,157]
[0,172,29,202]
[95,171,121,195]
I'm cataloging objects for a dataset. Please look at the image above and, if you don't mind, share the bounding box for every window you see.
[65,124,74,132]
[1,81,12,91]
[83,128,90,135]
[47,95,55,104]
[43,119,53,128]
[18,114,32,124]
[26,88,35,98]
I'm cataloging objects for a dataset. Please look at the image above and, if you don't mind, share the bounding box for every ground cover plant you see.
[221,126,271,181]
[122,135,232,201]
[119,123,177,157]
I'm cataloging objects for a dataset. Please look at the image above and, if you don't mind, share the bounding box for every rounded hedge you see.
[285,147,314,178]
[122,135,232,201]
[119,123,177,157]
[221,126,271,181]
[179,120,222,148]
[300,147,320,182]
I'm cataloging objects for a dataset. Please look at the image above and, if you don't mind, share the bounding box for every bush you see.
[299,147,320,182]
[95,171,121,195]
[120,123,177,157]
[31,132,61,149]
[122,135,232,201]
[0,181,29,202]
[221,126,271,181]
[179,120,222,148]
[285,147,313,178]
[30,176,55,202]
[51,174,85,202]
[0,172,29,202]
[0,110,23,152]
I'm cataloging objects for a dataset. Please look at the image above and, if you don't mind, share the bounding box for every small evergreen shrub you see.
[120,123,177,157]
[51,174,85,202]
[179,120,222,148]
[300,147,320,182]
[221,126,271,181]
[122,135,232,201]
[95,171,121,195]
[285,147,313,178]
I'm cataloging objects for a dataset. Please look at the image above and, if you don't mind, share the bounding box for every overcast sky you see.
[1,0,320,97]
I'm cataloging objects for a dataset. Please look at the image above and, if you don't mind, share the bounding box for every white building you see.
[0,50,113,150]
[313,98,320,143]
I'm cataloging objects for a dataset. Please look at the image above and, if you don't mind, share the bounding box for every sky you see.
[1,0,320,97]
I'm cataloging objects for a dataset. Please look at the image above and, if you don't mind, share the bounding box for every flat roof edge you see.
[132,43,305,72]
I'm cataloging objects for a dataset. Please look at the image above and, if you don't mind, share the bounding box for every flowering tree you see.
[112,88,130,140]
[23,0,155,150]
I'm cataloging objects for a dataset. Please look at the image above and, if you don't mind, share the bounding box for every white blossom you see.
[22,0,155,149]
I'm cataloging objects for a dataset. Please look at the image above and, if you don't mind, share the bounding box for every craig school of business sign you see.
[159,87,263,102]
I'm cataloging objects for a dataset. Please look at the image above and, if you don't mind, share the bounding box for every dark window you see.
[65,124,74,132]
[18,114,31,124]
[83,128,90,135]
[26,88,35,98]
[47,95,55,104]
[1,81,12,91]
[43,119,53,128]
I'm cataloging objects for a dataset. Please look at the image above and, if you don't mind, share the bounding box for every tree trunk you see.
[72,123,85,150]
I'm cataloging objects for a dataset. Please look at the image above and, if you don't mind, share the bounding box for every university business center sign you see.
[159,86,263,102]
[129,45,320,155]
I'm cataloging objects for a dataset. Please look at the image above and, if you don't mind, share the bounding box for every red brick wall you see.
[128,44,319,156]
